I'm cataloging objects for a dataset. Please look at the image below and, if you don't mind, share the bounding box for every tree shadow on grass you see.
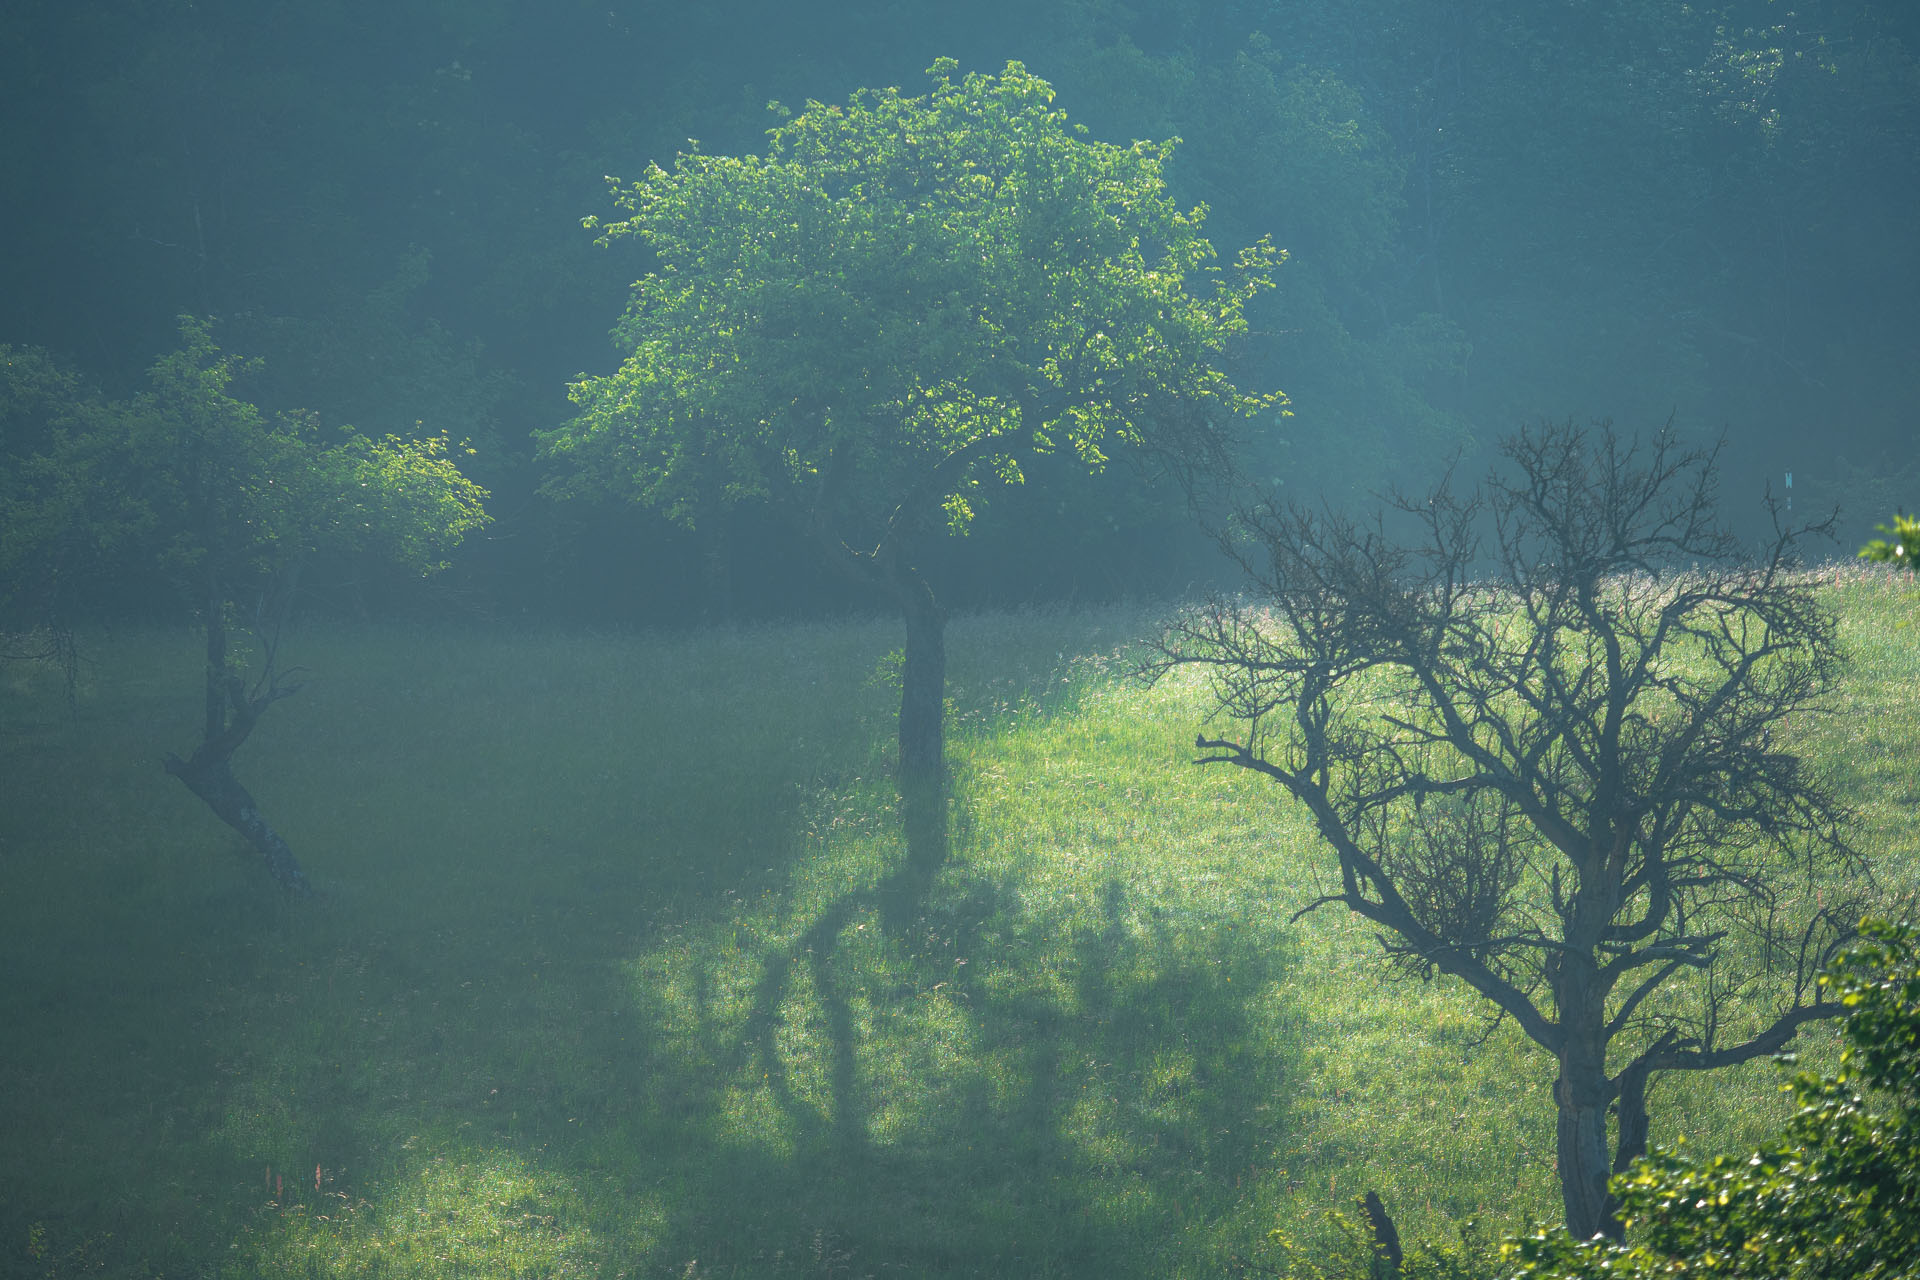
[740,774,954,1169]
[618,805,1307,1277]
[44,694,866,1277]
[130,781,1303,1277]
[159,759,1298,1276]
[26,615,1314,1277]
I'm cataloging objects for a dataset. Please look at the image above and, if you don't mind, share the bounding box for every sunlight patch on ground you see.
[4,594,1902,1276]
[239,1145,629,1278]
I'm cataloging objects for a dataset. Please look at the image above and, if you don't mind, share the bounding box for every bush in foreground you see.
[1504,917,1920,1278]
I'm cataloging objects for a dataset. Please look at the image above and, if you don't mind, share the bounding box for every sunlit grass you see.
[1,577,1911,1277]
[243,1147,621,1279]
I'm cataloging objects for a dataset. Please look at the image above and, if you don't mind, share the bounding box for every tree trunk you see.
[1555,986,1621,1240]
[166,570,312,896]
[165,750,312,896]
[1362,1190,1404,1275]
[203,567,228,743]
[1612,1062,1654,1176]
[897,579,947,784]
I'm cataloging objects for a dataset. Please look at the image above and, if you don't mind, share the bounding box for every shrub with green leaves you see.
[1503,917,1920,1278]
[1858,513,1920,575]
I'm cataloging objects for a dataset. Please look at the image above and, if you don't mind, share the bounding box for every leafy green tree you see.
[144,319,488,892]
[544,58,1280,781]
[1506,917,1920,1276]
[6,320,489,893]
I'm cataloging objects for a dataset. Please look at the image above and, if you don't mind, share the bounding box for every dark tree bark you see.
[1362,1190,1403,1275]
[1158,422,1868,1240]
[1555,982,1617,1240]
[897,575,947,784]
[807,449,952,785]
[164,749,310,896]
[1611,1059,1655,1176]
[165,568,311,896]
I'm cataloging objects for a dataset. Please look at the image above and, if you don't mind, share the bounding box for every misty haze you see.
[3,4,1917,1277]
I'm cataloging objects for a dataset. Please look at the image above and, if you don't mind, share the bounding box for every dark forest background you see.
[6,0,1916,625]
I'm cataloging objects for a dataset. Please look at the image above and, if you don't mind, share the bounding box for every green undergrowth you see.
[2,576,1914,1278]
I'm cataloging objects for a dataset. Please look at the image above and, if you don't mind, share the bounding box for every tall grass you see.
[2,575,1913,1278]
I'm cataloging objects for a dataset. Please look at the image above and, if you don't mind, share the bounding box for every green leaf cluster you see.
[1504,918,1920,1278]
[543,59,1281,558]
[135,318,490,582]
[1,319,490,627]
[1857,513,1920,576]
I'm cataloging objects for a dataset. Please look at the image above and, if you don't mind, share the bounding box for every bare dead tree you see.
[1151,422,1871,1240]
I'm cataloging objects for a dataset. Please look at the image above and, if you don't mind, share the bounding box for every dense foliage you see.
[544,59,1277,776]
[1506,917,1920,1278]
[3,0,1915,621]
[134,320,489,595]
[548,60,1276,536]
[4,324,489,628]
[3,8,1918,1271]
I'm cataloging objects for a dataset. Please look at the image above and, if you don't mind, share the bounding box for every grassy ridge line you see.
[0,581,1911,1278]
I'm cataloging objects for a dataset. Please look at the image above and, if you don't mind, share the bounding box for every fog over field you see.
[3,3,1918,1276]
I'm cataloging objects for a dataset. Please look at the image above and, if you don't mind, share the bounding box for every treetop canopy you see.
[547,58,1282,549]
[136,317,491,583]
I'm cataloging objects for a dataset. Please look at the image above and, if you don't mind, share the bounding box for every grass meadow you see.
[2,571,1916,1278]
